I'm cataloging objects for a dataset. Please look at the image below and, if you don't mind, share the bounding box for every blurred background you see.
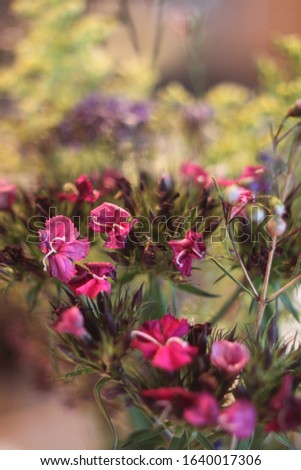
[1,0,301,449]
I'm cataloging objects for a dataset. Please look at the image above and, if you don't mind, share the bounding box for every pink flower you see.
[180,162,211,187]
[0,181,16,211]
[52,306,88,339]
[184,392,219,427]
[168,230,206,277]
[218,400,256,439]
[131,313,198,372]
[210,340,250,376]
[230,187,254,219]
[142,387,219,427]
[89,202,137,249]
[39,216,90,283]
[69,262,116,298]
[59,174,100,203]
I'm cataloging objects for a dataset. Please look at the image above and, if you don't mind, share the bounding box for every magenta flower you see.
[180,161,211,187]
[168,230,206,277]
[39,216,90,283]
[184,392,219,427]
[210,340,250,376]
[69,262,116,298]
[59,174,100,203]
[52,306,89,339]
[131,314,198,372]
[89,202,137,249]
[0,180,16,211]
[218,400,256,439]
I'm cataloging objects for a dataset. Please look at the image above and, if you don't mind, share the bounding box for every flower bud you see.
[247,205,266,224]
[287,99,301,118]
[267,216,286,237]
[223,185,241,205]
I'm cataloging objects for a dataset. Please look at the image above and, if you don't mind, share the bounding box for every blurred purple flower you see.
[59,94,150,146]
[218,400,256,439]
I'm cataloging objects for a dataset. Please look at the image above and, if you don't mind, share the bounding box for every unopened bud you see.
[274,203,285,217]
[224,185,241,205]
[267,216,286,237]
[287,99,301,118]
[248,206,266,224]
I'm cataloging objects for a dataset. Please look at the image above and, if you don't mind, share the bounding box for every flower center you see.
[131,330,161,347]
[42,236,66,271]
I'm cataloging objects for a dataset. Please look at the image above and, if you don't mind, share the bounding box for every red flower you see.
[0,180,16,211]
[39,216,90,283]
[210,340,250,376]
[89,202,137,249]
[142,387,218,427]
[265,375,301,433]
[218,400,256,439]
[168,230,206,277]
[52,306,88,339]
[59,174,100,203]
[69,262,116,298]
[180,161,211,187]
[131,313,197,371]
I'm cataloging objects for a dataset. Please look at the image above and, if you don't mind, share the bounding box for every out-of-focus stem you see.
[267,273,301,303]
[255,236,277,335]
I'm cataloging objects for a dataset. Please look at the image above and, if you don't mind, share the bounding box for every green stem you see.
[255,237,277,335]
[267,273,301,303]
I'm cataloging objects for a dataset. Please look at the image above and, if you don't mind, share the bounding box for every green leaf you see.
[280,292,299,322]
[55,366,94,380]
[211,286,242,325]
[208,257,256,299]
[193,431,215,450]
[121,427,165,450]
[93,378,118,450]
[24,283,42,311]
[273,433,296,450]
[236,436,253,450]
[176,283,220,298]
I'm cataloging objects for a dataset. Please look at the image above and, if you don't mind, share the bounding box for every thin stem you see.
[255,237,277,335]
[230,435,238,450]
[267,273,301,304]
[281,140,300,202]
[228,223,259,300]
[275,121,301,147]
[152,0,165,66]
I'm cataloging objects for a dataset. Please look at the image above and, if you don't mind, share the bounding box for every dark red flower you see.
[265,375,301,433]
[69,262,116,298]
[0,180,16,211]
[59,174,100,203]
[168,230,206,276]
[142,387,218,427]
